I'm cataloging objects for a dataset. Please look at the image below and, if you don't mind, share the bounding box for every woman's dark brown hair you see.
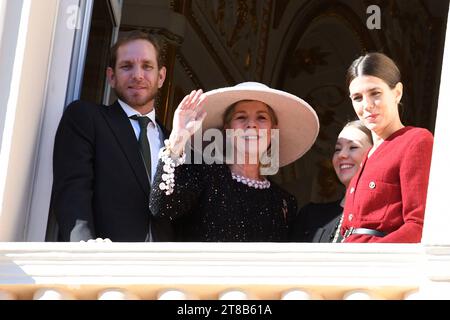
[346,52,401,89]
[344,119,374,145]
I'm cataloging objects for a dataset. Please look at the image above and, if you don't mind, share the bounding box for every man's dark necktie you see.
[130,115,152,180]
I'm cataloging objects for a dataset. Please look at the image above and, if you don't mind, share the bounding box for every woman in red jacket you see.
[341,52,434,243]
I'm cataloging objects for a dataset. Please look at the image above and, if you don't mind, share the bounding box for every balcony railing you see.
[1,242,450,299]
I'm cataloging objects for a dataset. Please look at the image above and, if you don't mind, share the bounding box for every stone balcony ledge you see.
[0,242,449,299]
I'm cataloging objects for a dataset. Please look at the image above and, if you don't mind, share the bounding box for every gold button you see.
[348,214,353,221]
[369,181,376,189]
[350,187,355,194]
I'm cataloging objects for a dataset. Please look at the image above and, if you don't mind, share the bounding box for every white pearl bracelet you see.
[158,140,186,195]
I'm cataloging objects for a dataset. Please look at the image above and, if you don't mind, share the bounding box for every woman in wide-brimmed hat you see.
[150,82,319,241]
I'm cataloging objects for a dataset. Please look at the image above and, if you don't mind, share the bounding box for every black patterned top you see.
[150,161,297,242]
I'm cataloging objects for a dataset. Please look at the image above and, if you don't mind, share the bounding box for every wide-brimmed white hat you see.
[201,82,319,167]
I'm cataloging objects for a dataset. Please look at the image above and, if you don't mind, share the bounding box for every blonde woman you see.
[149,82,319,241]
[290,120,373,242]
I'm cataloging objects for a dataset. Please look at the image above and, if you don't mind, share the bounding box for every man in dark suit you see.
[52,31,173,241]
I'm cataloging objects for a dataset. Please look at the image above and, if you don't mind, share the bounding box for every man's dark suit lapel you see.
[156,118,169,140]
[101,101,150,194]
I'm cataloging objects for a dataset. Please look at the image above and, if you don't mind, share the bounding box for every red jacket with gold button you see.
[341,126,434,243]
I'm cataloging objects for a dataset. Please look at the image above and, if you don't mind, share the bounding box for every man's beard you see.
[115,86,159,109]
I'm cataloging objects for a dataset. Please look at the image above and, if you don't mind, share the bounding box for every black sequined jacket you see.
[149,160,297,242]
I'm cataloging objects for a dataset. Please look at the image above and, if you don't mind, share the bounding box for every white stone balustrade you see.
[157,289,196,300]
[218,289,252,300]
[0,290,16,300]
[33,288,75,300]
[0,242,449,299]
[281,289,322,300]
[98,288,140,300]
[343,289,382,300]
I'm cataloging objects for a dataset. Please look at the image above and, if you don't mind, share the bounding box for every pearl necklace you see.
[231,172,271,189]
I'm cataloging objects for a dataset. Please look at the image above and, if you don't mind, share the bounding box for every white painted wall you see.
[422,18,450,245]
[25,0,81,241]
[0,0,59,241]
[0,0,8,52]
